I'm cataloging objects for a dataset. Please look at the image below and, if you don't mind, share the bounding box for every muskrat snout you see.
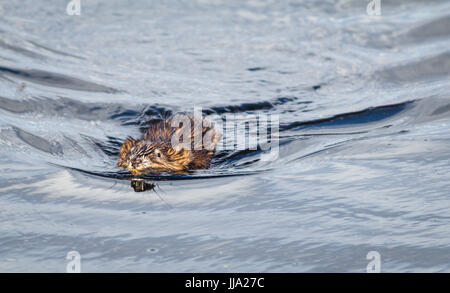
[127,154,152,173]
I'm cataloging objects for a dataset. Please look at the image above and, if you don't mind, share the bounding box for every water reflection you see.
[130,179,156,192]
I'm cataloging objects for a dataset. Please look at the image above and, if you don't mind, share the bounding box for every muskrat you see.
[117,115,220,175]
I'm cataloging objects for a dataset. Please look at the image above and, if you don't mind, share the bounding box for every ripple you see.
[0,66,119,93]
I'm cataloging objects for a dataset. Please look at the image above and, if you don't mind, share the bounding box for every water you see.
[0,0,449,272]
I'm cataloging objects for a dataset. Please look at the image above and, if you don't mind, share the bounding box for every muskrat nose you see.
[130,159,142,168]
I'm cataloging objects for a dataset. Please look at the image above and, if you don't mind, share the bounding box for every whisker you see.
[153,184,172,209]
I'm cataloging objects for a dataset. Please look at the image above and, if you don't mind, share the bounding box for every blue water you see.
[0,0,449,272]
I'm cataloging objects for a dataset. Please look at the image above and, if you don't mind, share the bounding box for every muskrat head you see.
[117,137,192,174]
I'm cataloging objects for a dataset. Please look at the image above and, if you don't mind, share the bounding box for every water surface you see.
[0,0,449,272]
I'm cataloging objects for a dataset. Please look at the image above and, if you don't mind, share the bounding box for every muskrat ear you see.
[117,137,137,167]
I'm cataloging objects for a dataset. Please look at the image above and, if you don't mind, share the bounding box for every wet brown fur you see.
[117,115,220,174]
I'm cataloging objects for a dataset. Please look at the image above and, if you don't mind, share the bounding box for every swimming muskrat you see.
[117,115,220,175]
